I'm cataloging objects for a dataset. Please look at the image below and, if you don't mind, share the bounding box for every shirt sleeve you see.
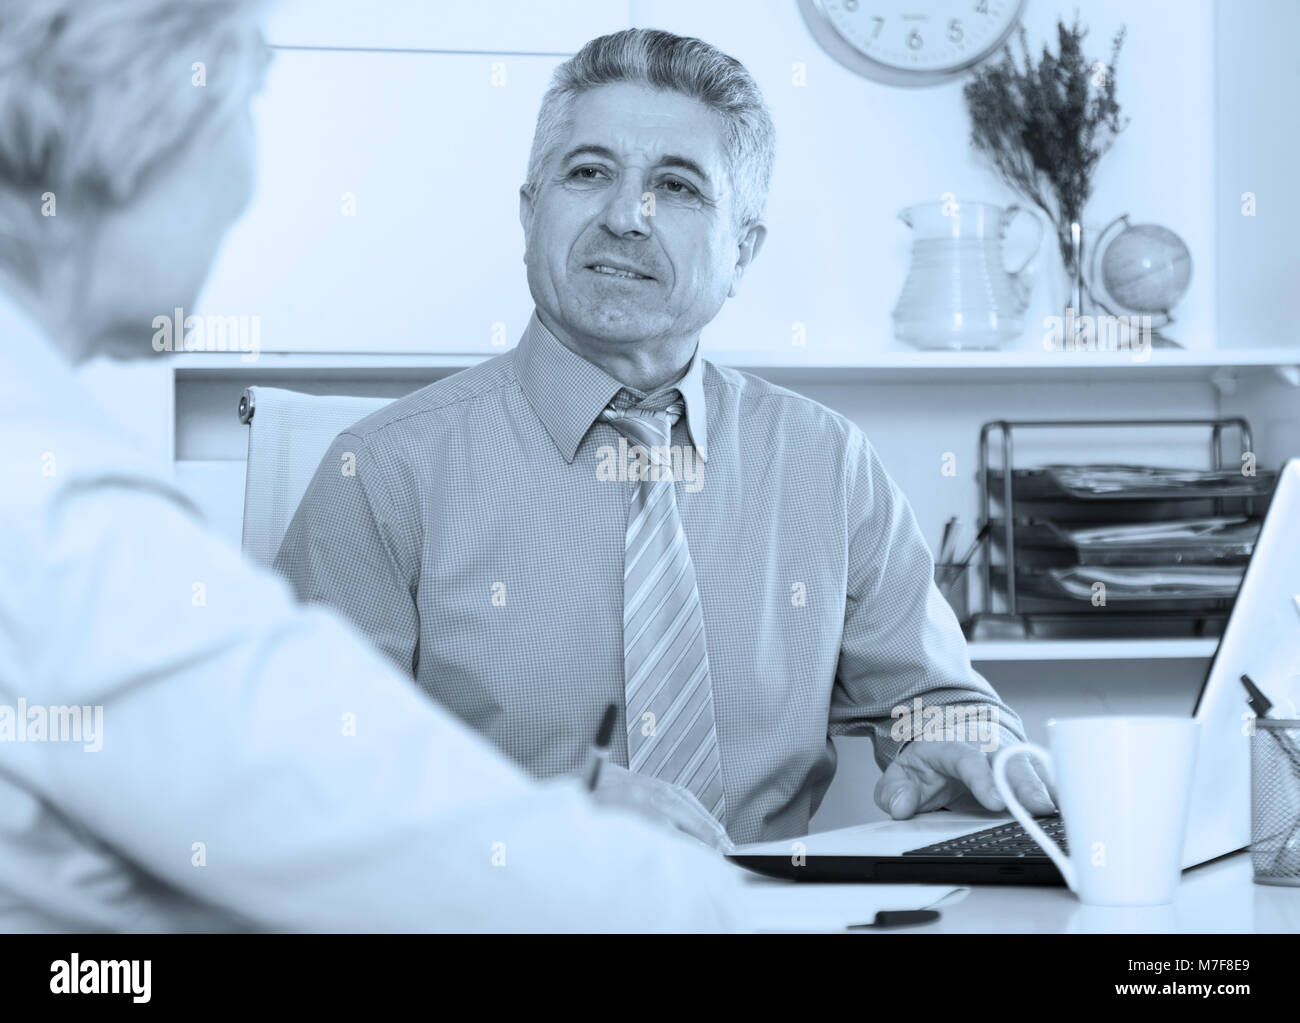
[829,427,1028,768]
[273,430,421,677]
[6,474,742,932]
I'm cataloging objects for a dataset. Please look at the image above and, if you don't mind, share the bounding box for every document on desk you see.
[736,878,969,932]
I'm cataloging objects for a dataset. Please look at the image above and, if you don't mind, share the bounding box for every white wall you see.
[636,0,1217,358]
[196,0,1220,356]
[1215,0,1300,349]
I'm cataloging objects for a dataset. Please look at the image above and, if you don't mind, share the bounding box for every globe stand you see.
[1145,312,1184,350]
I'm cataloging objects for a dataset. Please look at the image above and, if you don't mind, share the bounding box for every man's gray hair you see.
[524,28,776,232]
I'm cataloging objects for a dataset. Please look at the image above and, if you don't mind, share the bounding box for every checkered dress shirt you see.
[274,311,1027,843]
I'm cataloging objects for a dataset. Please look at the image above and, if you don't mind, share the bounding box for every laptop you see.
[728,458,1300,885]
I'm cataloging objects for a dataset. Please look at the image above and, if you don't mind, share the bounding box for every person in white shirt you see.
[0,0,741,932]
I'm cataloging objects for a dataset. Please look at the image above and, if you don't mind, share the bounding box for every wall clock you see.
[797,0,1027,87]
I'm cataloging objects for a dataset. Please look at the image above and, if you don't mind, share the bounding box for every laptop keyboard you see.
[903,816,1068,858]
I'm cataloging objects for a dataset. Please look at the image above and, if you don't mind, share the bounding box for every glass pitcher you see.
[892,200,1042,350]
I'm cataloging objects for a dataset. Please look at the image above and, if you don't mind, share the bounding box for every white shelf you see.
[171,351,490,378]
[168,346,1300,385]
[968,638,1219,662]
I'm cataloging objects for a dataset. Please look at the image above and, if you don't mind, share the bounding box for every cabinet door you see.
[198,49,564,353]
[265,0,628,53]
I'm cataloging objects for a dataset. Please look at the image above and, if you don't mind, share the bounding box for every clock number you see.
[799,0,1021,83]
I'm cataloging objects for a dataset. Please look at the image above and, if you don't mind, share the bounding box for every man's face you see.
[519,82,764,351]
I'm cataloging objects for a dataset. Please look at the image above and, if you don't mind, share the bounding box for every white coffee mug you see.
[992,716,1197,906]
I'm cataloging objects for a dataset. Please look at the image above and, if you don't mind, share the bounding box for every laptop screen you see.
[1191,458,1295,719]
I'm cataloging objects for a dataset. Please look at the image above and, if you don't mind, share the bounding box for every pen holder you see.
[1249,718,1300,886]
[935,562,969,626]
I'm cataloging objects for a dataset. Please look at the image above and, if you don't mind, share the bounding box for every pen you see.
[951,522,992,575]
[584,702,618,792]
[939,517,956,563]
[1240,672,1273,719]
[847,909,941,929]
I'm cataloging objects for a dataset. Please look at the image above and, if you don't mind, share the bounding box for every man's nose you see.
[600,173,652,238]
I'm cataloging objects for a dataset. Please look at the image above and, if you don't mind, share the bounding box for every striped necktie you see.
[598,393,727,825]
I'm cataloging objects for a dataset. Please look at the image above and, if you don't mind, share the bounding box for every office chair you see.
[237,386,394,569]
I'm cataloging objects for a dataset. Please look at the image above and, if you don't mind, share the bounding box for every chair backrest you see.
[238,385,394,568]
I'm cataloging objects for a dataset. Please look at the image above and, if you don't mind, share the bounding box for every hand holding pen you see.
[583,701,735,853]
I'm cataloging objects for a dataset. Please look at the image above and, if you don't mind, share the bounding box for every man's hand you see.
[874,738,1057,819]
[587,762,735,853]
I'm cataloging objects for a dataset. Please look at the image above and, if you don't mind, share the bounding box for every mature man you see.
[276,28,1054,844]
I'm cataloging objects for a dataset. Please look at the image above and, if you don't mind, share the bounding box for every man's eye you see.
[658,178,698,196]
[569,167,608,182]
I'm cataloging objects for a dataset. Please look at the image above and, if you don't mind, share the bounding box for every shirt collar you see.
[513,309,709,464]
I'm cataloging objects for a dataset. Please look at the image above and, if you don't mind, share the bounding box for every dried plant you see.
[964,15,1128,271]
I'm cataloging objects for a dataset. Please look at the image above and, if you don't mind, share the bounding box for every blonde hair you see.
[0,0,270,282]
[524,29,776,233]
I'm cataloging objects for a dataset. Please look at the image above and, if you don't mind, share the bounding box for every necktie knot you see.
[635,388,685,418]
[599,391,684,448]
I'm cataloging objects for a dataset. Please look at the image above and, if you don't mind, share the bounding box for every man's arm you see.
[829,428,1052,817]
[10,478,739,932]
[274,430,420,677]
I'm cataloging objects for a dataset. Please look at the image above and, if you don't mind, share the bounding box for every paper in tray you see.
[1045,564,1244,601]
[1044,517,1260,566]
[991,566,1239,608]
[985,464,1277,502]
[989,516,1260,565]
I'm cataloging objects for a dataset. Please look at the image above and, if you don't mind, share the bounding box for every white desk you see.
[898,852,1300,933]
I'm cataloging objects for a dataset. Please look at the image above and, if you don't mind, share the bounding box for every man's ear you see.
[519,185,534,232]
[728,221,767,298]
[518,185,534,261]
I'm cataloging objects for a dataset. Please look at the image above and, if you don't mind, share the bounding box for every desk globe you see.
[1091,216,1193,348]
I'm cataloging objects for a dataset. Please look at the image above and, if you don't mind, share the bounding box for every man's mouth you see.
[586,263,655,281]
